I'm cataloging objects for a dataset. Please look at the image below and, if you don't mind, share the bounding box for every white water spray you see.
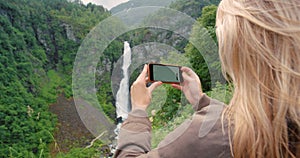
[114,41,132,135]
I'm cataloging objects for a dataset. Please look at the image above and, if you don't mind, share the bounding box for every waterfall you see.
[114,41,132,136]
[110,42,132,156]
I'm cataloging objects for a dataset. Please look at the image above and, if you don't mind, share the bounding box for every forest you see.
[0,0,231,157]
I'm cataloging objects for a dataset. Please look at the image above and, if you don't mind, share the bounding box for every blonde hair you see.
[216,0,300,157]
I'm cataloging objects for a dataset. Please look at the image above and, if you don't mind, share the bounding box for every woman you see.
[115,0,300,157]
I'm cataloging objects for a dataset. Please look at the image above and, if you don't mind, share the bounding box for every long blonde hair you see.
[216,0,300,157]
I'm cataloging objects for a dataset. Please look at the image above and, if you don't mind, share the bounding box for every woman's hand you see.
[130,65,162,111]
[172,67,203,107]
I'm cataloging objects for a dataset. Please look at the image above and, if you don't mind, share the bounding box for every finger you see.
[171,84,182,91]
[148,81,162,93]
[136,64,148,81]
[181,67,197,78]
[181,70,193,82]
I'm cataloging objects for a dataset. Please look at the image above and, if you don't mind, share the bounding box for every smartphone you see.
[148,63,182,84]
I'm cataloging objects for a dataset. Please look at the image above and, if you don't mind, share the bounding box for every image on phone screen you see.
[150,64,181,83]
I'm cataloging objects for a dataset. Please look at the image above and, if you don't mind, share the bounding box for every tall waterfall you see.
[115,41,131,129]
[110,41,132,156]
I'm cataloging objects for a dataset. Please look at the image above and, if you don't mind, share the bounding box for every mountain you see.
[110,0,175,14]
[111,0,220,19]
[170,0,221,18]
[0,0,111,157]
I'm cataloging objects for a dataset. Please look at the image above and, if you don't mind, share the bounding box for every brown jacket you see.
[114,94,231,158]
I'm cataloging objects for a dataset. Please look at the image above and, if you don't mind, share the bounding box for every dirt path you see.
[49,94,95,156]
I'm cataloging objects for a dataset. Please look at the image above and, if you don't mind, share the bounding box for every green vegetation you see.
[0,0,229,157]
[56,140,110,158]
[0,0,110,157]
[170,0,220,18]
[185,5,219,91]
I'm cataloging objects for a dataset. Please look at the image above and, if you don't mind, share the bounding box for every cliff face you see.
[0,0,110,69]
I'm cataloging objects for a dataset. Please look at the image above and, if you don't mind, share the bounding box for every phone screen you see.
[149,64,182,83]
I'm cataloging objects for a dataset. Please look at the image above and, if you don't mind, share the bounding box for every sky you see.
[81,0,129,10]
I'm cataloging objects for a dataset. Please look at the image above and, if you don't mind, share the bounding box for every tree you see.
[184,5,220,91]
